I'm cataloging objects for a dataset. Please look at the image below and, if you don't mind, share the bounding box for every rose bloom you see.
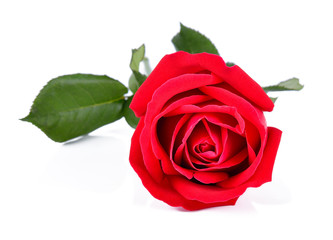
[129,51,282,210]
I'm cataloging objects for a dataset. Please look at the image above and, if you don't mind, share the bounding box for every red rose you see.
[129,51,282,210]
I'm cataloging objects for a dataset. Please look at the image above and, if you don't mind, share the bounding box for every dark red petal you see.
[151,94,211,160]
[139,128,164,183]
[216,131,267,188]
[244,119,261,154]
[130,52,226,117]
[146,74,220,123]
[165,104,245,134]
[138,76,216,183]
[131,52,273,117]
[200,85,266,136]
[140,74,220,178]
[173,143,195,179]
[130,120,211,210]
[199,85,269,186]
[187,120,219,161]
[129,120,184,204]
[169,175,248,203]
[193,171,229,184]
[217,130,246,163]
[166,126,280,204]
[246,127,282,187]
[154,115,182,157]
[212,66,274,111]
[202,120,223,156]
[171,114,203,158]
[177,197,239,211]
[153,115,181,176]
[131,121,237,210]
[218,147,248,169]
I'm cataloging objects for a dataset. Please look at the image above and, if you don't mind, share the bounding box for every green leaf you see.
[172,23,219,55]
[21,74,128,142]
[262,78,304,93]
[128,44,148,94]
[133,71,147,84]
[123,96,139,129]
[130,44,145,72]
[128,73,140,94]
[226,62,235,67]
[128,72,147,94]
[270,97,278,103]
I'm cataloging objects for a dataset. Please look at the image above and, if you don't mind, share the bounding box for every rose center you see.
[195,142,215,153]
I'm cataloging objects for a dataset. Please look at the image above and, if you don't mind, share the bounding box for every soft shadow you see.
[137,176,291,213]
[62,134,96,145]
[46,134,129,193]
[145,195,257,213]
[213,177,291,213]
[245,177,292,205]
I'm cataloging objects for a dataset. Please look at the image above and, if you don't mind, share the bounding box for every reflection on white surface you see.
[47,134,129,193]
[132,168,291,212]
[245,178,292,205]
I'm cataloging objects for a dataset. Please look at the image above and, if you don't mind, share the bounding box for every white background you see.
[1,0,332,239]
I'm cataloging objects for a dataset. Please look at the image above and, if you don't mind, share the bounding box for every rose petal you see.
[246,127,282,187]
[173,143,194,179]
[130,120,183,204]
[171,114,203,158]
[151,94,211,158]
[182,197,239,211]
[217,134,267,188]
[244,119,261,154]
[130,120,237,210]
[194,171,229,184]
[164,104,246,136]
[131,51,273,117]
[139,132,164,183]
[218,147,248,169]
[130,52,226,117]
[154,115,182,176]
[200,85,266,136]
[168,127,280,204]
[169,175,248,203]
[140,74,220,179]
[187,120,219,161]
[147,74,220,121]
[162,89,211,112]
[202,120,223,156]
[155,115,182,155]
[149,94,211,176]
[200,85,269,186]
[218,130,246,163]
[212,65,274,111]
